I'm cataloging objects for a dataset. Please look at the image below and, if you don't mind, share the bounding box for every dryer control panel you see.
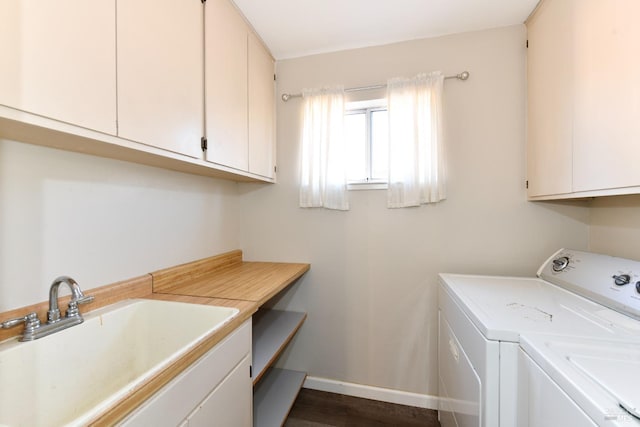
[538,249,640,321]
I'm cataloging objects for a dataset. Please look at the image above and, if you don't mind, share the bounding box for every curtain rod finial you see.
[282,93,291,102]
[458,71,470,80]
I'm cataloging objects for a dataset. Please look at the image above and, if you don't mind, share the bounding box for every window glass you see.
[344,100,388,186]
[345,112,367,182]
[370,109,388,181]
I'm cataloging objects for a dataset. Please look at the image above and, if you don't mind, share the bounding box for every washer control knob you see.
[636,281,640,293]
[613,274,631,286]
[552,256,570,272]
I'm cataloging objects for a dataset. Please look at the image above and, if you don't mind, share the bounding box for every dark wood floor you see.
[284,389,441,427]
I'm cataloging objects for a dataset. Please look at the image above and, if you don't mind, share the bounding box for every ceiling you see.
[233,0,540,60]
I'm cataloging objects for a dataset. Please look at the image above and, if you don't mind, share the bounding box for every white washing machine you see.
[438,249,640,427]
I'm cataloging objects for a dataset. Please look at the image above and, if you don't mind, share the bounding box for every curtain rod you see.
[281,70,469,102]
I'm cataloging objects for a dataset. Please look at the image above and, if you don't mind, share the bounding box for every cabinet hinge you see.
[249,365,253,378]
[274,165,277,173]
[526,39,529,48]
[274,74,276,81]
[526,180,529,189]
[201,137,208,151]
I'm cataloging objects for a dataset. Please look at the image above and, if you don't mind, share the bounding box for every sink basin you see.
[0,298,239,426]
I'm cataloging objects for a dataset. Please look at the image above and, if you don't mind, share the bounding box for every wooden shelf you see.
[252,309,306,384]
[253,368,306,427]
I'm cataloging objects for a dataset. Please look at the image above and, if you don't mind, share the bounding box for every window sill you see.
[347,181,388,191]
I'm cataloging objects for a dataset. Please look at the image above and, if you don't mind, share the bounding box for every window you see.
[299,71,444,209]
[344,99,388,189]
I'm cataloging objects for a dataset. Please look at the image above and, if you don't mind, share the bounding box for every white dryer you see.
[438,249,640,427]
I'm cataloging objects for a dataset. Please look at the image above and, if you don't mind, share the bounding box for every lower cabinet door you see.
[186,354,252,427]
[119,320,251,426]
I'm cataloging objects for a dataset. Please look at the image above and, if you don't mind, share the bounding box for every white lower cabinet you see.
[186,354,252,426]
[120,320,251,427]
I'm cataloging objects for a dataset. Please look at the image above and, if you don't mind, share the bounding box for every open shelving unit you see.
[252,308,307,427]
[254,368,306,427]
[150,250,310,426]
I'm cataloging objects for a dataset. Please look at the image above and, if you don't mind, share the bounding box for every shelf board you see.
[253,368,306,427]
[252,309,306,384]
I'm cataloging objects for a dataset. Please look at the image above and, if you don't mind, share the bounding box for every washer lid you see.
[439,273,640,342]
[521,334,640,425]
[569,355,640,419]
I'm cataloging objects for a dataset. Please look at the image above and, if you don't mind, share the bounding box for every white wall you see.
[238,25,591,396]
[589,195,640,260]
[0,139,240,311]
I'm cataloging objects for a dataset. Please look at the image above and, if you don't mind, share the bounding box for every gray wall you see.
[237,24,590,396]
[0,139,240,311]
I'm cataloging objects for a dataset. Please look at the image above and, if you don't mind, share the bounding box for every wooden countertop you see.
[95,250,309,425]
[0,249,309,426]
[152,250,310,305]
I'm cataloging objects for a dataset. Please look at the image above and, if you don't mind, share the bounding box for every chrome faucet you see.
[1,276,94,341]
[47,276,94,323]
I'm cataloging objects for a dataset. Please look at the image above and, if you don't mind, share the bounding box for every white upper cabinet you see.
[248,33,276,179]
[0,0,116,134]
[0,0,275,183]
[205,0,249,171]
[571,0,640,193]
[117,0,204,159]
[527,0,640,199]
[204,0,276,180]
[526,0,574,198]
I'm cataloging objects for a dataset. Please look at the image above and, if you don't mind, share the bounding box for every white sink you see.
[0,298,239,426]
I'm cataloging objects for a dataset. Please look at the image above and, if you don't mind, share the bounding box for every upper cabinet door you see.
[117,0,204,158]
[0,0,116,134]
[526,0,575,197]
[572,0,640,192]
[248,33,276,179]
[528,0,640,199]
[205,0,249,171]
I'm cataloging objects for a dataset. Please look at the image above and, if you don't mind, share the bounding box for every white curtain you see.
[299,86,349,210]
[387,71,445,208]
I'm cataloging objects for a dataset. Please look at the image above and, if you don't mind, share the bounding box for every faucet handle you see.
[66,295,94,318]
[75,295,94,305]
[66,301,80,318]
[1,312,41,332]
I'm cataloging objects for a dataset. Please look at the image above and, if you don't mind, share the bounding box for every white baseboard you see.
[302,376,440,411]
